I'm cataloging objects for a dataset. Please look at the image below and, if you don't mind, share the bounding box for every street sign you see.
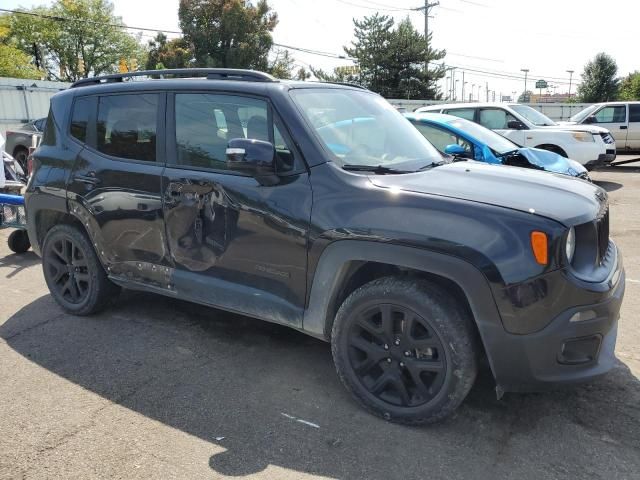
[535,79,548,89]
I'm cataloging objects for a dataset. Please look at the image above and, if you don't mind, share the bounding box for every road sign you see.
[535,79,548,89]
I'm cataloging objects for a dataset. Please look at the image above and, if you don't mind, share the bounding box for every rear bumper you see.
[487,250,625,392]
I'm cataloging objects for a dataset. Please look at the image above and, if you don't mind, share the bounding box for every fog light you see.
[558,335,601,365]
[569,310,597,323]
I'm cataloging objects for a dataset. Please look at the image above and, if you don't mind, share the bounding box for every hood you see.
[537,123,610,134]
[516,147,587,176]
[368,161,605,226]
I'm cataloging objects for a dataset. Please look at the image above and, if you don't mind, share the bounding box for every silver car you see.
[4,118,46,171]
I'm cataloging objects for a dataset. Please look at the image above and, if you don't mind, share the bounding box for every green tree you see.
[619,71,640,100]
[9,0,144,81]
[178,0,277,70]
[267,48,294,79]
[295,66,311,81]
[343,14,445,99]
[145,33,193,70]
[0,15,41,79]
[518,90,532,103]
[577,52,619,103]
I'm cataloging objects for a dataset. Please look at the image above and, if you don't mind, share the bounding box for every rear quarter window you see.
[70,96,94,143]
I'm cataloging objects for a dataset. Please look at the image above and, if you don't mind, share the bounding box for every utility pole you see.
[413,1,439,75]
[521,68,529,102]
[461,71,466,103]
[566,69,574,98]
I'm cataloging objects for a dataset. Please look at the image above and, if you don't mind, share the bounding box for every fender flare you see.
[303,240,507,378]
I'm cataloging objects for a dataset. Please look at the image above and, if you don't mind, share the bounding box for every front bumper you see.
[486,250,625,392]
[585,153,616,170]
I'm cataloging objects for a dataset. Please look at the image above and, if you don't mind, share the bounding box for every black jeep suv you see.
[26,69,625,424]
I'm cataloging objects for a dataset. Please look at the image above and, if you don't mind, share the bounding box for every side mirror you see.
[584,115,597,124]
[226,138,275,177]
[507,120,526,130]
[444,144,467,156]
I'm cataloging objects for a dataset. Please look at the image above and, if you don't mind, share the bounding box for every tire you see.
[7,229,31,253]
[331,276,478,425]
[42,224,120,315]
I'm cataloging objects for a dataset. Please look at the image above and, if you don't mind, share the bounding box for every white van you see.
[416,103,616,169]
[561,102,640,151]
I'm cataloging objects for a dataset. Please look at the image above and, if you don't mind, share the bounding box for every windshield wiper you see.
[496,149,520,158]
[342,164,411,174]
[418,160,450,171]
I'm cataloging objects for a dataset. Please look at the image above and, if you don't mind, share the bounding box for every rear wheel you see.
[42,224,120,315]
[7,229,30,253]
[331,276,478,425]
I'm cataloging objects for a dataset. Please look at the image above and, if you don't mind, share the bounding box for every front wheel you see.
[331,276,478,425]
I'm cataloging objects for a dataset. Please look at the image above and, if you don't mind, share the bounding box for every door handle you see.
[620,126,628,130]
[73,173,101,186]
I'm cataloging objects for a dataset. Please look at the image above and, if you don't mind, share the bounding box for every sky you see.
[5,0,640,100]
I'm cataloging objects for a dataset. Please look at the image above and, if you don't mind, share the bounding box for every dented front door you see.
[162,92,312,327]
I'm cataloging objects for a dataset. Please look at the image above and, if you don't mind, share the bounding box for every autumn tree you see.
[178,0,277,70]
[9,0,144,81]
[0,14,41,79]
[145,33,193,70]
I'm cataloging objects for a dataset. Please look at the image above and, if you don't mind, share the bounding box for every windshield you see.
[510,104,557,126]
[445,117,517,154]
[570,104,599,123]
[289,89,443,170]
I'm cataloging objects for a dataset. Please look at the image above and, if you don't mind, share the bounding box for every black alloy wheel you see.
[44,234,91,305]
[347,303,446,407]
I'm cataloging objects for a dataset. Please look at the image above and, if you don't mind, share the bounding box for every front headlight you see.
[572,132,595,143]
[566,227,576,263]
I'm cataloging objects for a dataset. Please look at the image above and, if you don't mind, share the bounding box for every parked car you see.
[416,103,616,170]
[560,102,640,152]
[4,117,46,172]
[405,112,590,180]
[27,69,625,424]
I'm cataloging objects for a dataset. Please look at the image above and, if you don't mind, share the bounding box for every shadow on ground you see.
[1,293,639,479]
[593,180,623,192]
[0,250,40,278]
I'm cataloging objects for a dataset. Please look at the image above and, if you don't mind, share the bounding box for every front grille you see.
[600,132,614,145]
[596,208,609,264]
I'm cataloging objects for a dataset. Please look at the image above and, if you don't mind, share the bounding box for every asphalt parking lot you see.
[1,161,639,480]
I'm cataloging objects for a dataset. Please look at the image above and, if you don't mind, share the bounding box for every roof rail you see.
[70,68,277,88]
[319,81,368,90]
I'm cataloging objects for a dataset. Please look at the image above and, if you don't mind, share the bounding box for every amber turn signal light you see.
[530,231,548,265]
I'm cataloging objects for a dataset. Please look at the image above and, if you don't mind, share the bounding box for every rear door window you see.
[479,108,518,129]
[442,108,476,121]
[96,94,159,162]
[629,104,640,123]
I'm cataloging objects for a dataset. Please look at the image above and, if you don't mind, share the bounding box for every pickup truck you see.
[561,101,640,152]
[416,103,616,170]
[4,118,46,172]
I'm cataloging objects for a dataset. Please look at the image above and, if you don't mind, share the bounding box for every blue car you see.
[405,113,590,180]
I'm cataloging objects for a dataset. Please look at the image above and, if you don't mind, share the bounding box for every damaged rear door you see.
[162,91,312,327]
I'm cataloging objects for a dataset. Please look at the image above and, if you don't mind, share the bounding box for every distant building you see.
[530,93,575,103]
